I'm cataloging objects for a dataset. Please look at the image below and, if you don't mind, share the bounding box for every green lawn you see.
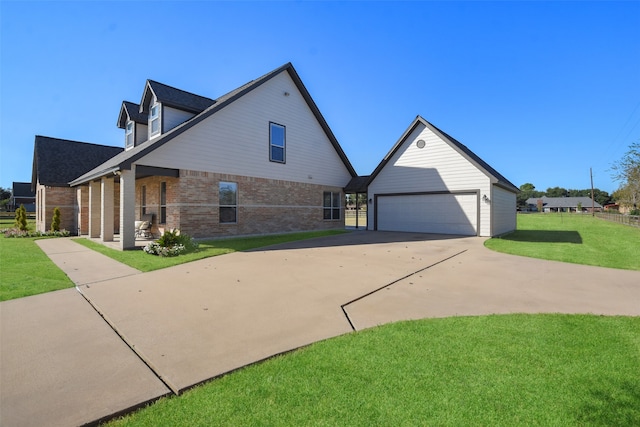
[0,236,75,301]
[108,314,640,426]
[73,230,346,272]
[485,213,640,270]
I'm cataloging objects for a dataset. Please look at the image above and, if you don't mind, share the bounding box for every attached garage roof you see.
[368,116,518,193]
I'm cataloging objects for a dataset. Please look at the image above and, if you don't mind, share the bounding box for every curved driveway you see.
[2,231,639,426]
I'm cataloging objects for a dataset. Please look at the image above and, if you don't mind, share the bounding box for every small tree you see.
[51,207,61,232]
[576,201,582,213]
[14,204,28,231]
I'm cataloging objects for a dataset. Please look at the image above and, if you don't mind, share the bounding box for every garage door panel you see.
[377,194,477,235]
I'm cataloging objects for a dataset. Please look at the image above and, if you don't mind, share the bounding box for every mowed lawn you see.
[485,213,640,270]
[109,314,640,426]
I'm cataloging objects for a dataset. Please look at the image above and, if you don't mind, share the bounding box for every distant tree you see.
[517,183,544,209]
[545,187,568,197]
[611,141,640,211]
[14,204,28,231]
[592,189,612,206]
[357,193,368,209]
[51,207,61,232]
[0,187,10,211]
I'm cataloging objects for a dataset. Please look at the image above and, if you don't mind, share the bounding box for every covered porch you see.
[73,164,179,250]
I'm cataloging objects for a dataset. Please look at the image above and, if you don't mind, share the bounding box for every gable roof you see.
[117,101,148,128]
[140,80,216,114]
[525,196,603,209]
[368,116,518,193]
[12,182,35,198]
[32,136,123,189]
[71,63,356,186]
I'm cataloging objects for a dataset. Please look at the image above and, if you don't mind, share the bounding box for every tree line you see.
[516,184,612,209]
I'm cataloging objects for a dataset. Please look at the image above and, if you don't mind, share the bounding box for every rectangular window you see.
[160,182,166,224]
[269,122,285,163]
[150,104,160,135]
[219,182,237,223]
[323,191,341,220]
[141,186,147,215]
[125,121,134,148]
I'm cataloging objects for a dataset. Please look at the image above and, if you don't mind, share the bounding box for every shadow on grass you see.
[577,380,640,425]
[499,230,583,244]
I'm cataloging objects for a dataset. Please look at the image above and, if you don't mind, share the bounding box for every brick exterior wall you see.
[134,170,345,238]
[35,183,77,233]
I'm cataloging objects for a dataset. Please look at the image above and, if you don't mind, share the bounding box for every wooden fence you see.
[595,212,640,228]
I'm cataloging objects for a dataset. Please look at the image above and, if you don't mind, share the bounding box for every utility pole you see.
[590,167,595,217]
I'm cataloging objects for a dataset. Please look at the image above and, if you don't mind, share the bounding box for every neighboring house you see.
[525,196,603,213]
[69,63,357,249]
[31,136,123,233]
[366,116,518,237]
[10,182,35,212]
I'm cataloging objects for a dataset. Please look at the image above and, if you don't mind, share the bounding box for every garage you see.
[376,192,478,236]
[365,116,518,237]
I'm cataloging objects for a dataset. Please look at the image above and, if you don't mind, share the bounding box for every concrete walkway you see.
[1,233,639,426]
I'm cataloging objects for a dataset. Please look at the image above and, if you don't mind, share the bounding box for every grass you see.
[108,314,640,426]
[73,229,346,272]
[485,213,640,270]
[0,219,75,301]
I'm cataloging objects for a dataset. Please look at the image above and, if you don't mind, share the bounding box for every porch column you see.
[101,177,115,241]
[119,166,136,250]
[75,187,82,236]
[88,180,101,238]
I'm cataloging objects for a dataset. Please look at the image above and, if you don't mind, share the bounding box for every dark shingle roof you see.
[12,182,35,198]
[525,196,603,209]
[32,136,124,188]
[344,176,370,193]
[117,101,148,128]
[368,116,518,193]
[71,63,356,185]
[140,80,216,114]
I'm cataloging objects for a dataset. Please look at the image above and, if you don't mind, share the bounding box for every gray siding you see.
[138,72,352,188]
[492,185,516,235]
[368,122,492,236]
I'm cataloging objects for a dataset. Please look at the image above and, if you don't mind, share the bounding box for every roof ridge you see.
[146,79,215,102]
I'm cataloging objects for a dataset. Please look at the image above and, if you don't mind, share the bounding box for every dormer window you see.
[125,121,134,149]
[150,104,160,135]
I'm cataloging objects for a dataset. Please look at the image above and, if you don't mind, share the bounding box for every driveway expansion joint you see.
[340,249,468,331]
[75,285,180,395]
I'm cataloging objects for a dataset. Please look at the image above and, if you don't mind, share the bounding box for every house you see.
[525,196,603,213]
[365,116,518,237]
[68,63,357,249]
[31,136,123,233]
[10,182,35,212]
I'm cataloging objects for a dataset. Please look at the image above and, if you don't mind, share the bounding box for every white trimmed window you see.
[125,121,134,149]
[219,182,237,223]
[150,104,160,135]
[269,122,285,163]
[323,191,341,220]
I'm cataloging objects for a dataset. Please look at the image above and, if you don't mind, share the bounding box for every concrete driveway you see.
[2,232,639,426]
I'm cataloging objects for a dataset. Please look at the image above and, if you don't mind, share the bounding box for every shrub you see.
[630,208,640,216]
[2,228,70,238]
[14,205,28,231]
[51,207,61,231]
[143,229,198,257]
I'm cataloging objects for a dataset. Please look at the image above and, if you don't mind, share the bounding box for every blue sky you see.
[1,1,639,194]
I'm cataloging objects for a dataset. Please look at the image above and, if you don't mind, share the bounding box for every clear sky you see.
[1,1,639,195]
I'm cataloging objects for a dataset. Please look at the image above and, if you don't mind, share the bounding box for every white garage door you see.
[377,193,478,235]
